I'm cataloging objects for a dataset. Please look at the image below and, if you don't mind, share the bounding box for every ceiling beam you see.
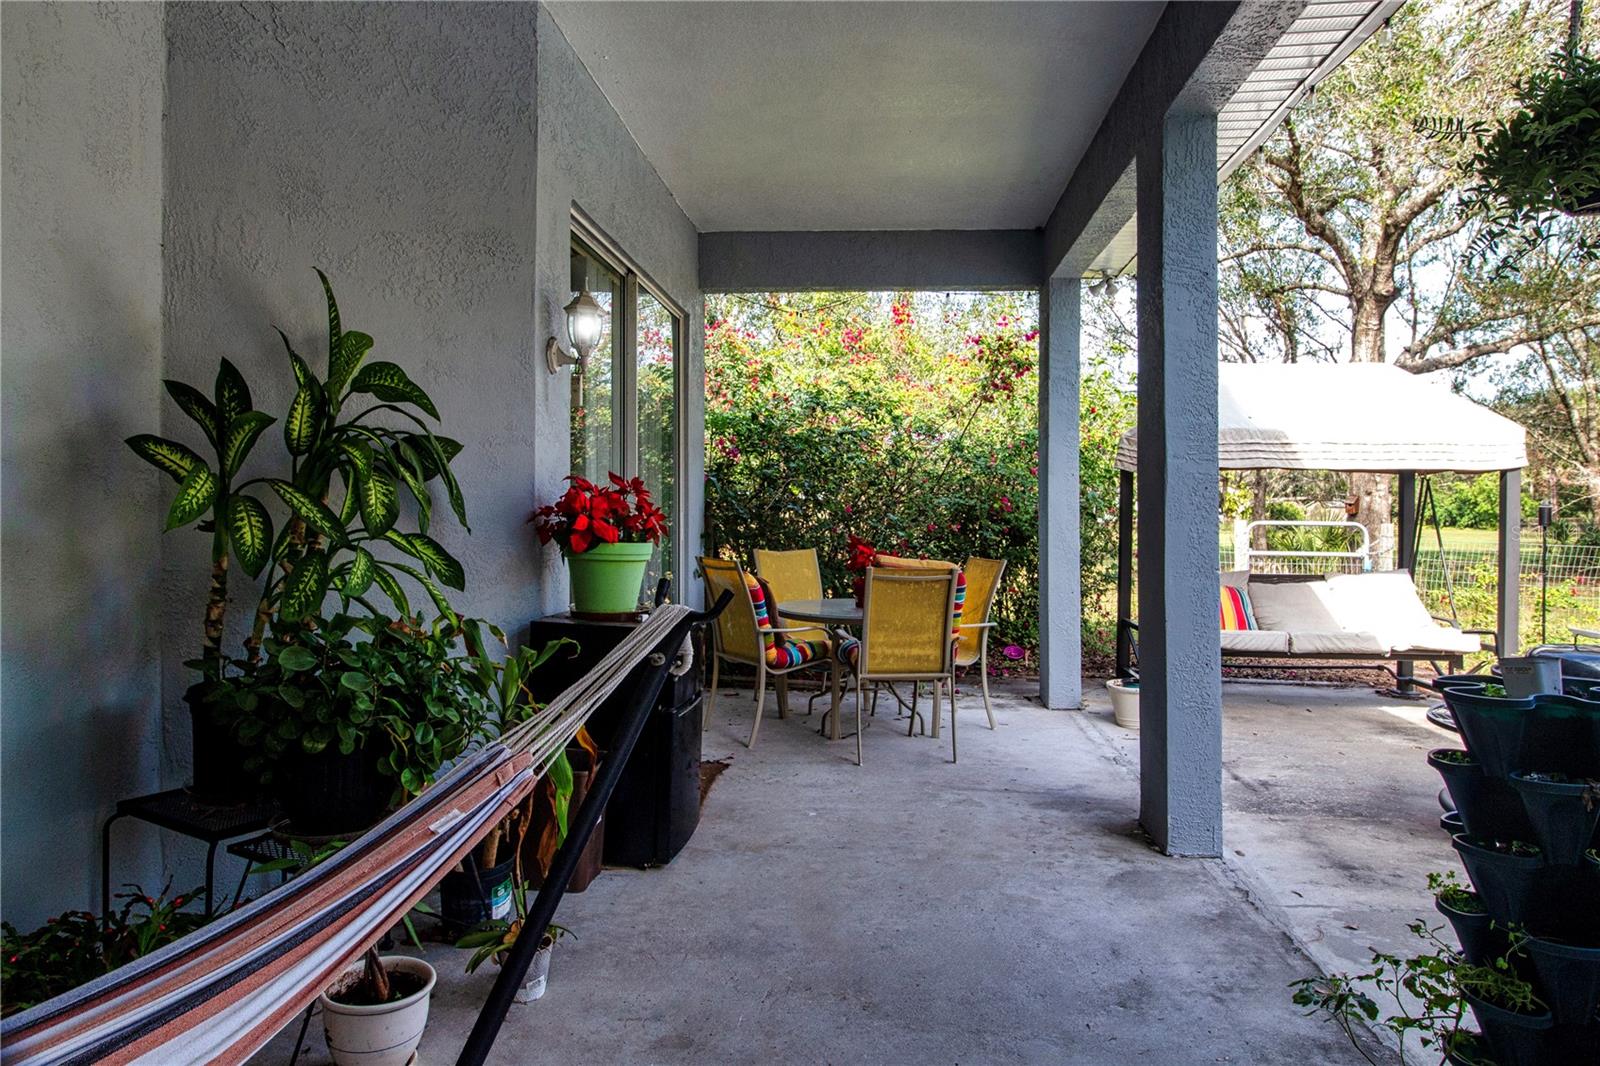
[699,230,1044,293]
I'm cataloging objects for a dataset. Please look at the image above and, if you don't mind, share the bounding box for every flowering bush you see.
[531,473,668,555]
[705,292,1136,656]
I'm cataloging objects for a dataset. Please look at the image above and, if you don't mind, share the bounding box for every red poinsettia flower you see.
[529,472,670,554]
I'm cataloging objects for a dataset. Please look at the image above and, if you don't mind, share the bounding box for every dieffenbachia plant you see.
[241,270,469,659]
[126,363,277,678]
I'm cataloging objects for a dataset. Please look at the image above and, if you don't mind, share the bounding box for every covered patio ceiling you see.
[549,0,1400,278]
[546,1,1166,231]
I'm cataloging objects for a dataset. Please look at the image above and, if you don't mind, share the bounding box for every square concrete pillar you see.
[1135,111,1222,857]
[1039,278,1083,709]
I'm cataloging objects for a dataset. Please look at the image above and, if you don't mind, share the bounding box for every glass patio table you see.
[776,598,861,740]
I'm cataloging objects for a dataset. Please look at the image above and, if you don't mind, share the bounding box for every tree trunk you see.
[202,551,229,673]
[1586,468,1600,526]
[1348,295,1392,564]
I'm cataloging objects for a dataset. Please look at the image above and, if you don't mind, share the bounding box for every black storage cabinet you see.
[525,613,703,867]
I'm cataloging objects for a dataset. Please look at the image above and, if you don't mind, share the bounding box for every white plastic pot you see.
[1105,679,1139,730]
[514,937,555,1003]
[319,955,436,1066]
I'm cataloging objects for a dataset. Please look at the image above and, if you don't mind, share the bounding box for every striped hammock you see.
[1,605,693,1066]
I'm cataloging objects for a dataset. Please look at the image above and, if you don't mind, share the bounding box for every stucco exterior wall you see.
[534,7,703,610]
[160,2,543,783]
[1,1,169,925]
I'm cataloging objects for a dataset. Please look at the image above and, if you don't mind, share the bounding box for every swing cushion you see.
[1326,572,1480,654]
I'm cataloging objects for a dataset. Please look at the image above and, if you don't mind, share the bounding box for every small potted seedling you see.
[1431,871,1504,967]
[318,947,437,1066]
[1457,957,1554,1066]
[457,917,573,1003]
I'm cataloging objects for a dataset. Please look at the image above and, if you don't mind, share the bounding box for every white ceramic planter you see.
[514,938,555,1003]
[1105,679,1139,730]
[319,955,436,1066]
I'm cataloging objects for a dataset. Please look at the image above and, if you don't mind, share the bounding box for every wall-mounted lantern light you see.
[545,290,607,373]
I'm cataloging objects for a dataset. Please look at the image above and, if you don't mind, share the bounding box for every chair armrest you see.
[956,621,997,630]
[767,624,827,637]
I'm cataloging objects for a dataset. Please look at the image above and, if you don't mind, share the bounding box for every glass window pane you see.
[569,243,623,484]
[637,290,677,591]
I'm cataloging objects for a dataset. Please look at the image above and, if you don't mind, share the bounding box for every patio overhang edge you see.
[698,229,1044,293]
[1045,0,1306,279]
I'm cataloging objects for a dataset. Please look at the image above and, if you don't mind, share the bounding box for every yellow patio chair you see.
[698,556,834,748]
[955,557,1008,729]
[835,567,960,766]
[754,548,827,645]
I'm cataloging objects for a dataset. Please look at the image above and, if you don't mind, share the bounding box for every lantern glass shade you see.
[565,290,606,358]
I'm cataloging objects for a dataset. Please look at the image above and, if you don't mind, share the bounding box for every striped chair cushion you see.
[1220,585,1257,631]
[744,571,830,668]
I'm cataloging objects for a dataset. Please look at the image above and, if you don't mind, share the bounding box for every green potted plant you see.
[1431,871,1505,968]
[531,474,668,616]
[233,612,494,835]
[126,362,277,803]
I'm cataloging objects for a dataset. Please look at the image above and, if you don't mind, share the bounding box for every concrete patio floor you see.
[258,677,1444,1065]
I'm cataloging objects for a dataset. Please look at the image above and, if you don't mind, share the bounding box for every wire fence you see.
[1220,534,1600,646]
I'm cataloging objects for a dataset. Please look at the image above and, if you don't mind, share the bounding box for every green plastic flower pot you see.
[566,541,654,615]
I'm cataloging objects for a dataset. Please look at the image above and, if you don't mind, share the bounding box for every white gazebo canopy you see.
[1115,362,1528,473]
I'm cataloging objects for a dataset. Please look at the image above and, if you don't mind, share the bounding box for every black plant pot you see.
[1524,695,1600,780]
[1435,894,1506,967]
[1430,749,1533,842]
[1453,834,1546,929]
[184,682,254,806]
[1464,992,1556,1066]
[438,853,517,935]
[273,743,391,837]
[1444,689,1538,779]
[1441,810,1465,835]
[1522,936,1600,1025]
[1509,772,1600,867]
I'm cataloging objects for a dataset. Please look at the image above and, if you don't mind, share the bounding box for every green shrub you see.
[704,293,1135,654]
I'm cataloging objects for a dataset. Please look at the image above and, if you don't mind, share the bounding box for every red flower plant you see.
[530,473,668,555]
[845,533,877,573]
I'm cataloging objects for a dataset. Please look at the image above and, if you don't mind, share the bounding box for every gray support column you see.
[1039,279,1084,709]
[1135,111,1223,857]
[1397,472,1417,691]
[1498,470,1522,656]
[679,293,706,607]
[1116,470,1135,678]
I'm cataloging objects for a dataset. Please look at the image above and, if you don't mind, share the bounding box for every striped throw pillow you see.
[1220,585,1257,631]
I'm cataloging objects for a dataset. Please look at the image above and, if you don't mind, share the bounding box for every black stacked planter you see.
[1434,681,1600,1064]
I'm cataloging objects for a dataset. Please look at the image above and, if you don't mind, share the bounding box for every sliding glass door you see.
[568,223,683,594]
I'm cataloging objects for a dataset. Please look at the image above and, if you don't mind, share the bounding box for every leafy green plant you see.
[1,882,207,1017]
[126,363,276,677]
[1456,956,1546,1015]
[232,613,491,800]
[241,270,469,660]
[1291,918,1469,1065]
